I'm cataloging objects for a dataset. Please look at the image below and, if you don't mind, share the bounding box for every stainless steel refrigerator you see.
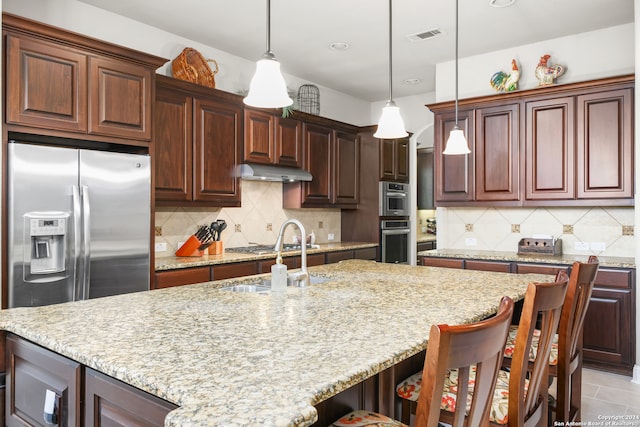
[7,141,151,308]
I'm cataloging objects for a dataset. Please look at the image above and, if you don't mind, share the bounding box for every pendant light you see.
[374,0,408,139]
[443,0,471,155]
[243,0,293,108]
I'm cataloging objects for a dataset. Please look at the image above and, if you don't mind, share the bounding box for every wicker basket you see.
[171,47,219,88]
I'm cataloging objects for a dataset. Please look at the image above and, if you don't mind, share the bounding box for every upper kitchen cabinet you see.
[283,119,360,209]
[428,75,634,207]
[243,108,303,167]
[154,75,243,207]
[3,13,167,146]
[379,137,409,183]
[417,148,434,210]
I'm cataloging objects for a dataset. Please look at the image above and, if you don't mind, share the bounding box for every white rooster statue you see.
[535,54,565,86]
[490,59,520,92]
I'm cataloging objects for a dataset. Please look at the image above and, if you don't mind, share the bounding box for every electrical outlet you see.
[590,242,606,251]
[328,233,335,241]
[465,237,477,246]
[574,242,589,250]
[155,242,167,252]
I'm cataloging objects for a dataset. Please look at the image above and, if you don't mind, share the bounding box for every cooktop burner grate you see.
[225,243,310,255]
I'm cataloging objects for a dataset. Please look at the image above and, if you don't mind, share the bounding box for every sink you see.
[219,284,271,293]
[219,276,333,293]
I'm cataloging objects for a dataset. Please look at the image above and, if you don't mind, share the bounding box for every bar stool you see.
[502,256,599,424]
[396,271,569,426]
[330,296,515,427]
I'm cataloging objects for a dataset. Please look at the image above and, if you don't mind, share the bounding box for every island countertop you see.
[0,260,552,426]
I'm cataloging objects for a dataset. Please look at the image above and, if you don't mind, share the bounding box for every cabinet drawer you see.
[592,268,632,289]
[421,257,464,269]
[212,262,258,280]
[325,250,354,264]
[465,260,511,273]
[354,247,377,260]
[154,267,211,289]
[259,257,298,273]
[514,263,568,276]
[307,253,326,267]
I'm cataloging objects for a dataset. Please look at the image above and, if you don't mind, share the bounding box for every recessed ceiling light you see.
[489,0,516,7]
[329,42,349,51]
[404,78,422,85]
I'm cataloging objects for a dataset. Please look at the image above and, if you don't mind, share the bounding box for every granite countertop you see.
[155,242,378,271]
[0,260,552,426]
[418,248,636,268]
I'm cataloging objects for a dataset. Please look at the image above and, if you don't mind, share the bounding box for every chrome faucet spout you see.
[274,219,309,287]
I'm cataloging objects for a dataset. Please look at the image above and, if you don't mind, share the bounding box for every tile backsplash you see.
[155,181,341,256]
[437,206,635,257]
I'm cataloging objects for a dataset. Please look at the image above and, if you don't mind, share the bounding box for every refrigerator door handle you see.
[80,185,91,300]
[72,186,82,301]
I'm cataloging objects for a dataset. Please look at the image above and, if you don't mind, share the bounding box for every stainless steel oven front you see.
[380,219,410,264]
[379,181,410,217]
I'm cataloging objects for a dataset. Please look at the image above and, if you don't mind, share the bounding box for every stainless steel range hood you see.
[237,164,313,182]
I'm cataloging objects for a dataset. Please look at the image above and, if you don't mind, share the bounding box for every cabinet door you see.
[193,98,242,205]
[582,268,634,374]
[89,56,153,140]
[243,109,274,164]
[5,34,88,132]
[6,334,82,427]
[417,149,434,209]
[395,138,409,182]
[302,123,333,205]
[525,96,575,201]
[275,116,303,167]
[379,139,396,181]
[325,250,354,264]
[333,131,360,206]
[154,88,193,202]
[475,103,520,202]
[434,110,474,202]
[576,88,633,200]
[212,262,259,280]
[421,257,464,269]
[85,368,177,427]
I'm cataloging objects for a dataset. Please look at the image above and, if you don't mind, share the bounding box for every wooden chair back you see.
[555,256,599,422]
[414,296,515,427]
[508,270,569,427]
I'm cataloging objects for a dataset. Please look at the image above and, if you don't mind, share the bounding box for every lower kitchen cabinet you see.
[85,368,177,427]
[5,334,82,427]
[154,266,211,289]
[212,262,259,280]
[419,255,636,375]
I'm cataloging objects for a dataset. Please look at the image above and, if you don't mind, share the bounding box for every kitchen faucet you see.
[274,219,310,287]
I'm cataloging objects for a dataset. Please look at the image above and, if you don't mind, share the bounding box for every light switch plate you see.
[155,242,167,252]
[328,233,335,241]
[590,242,606,251]
[465,237,477,246]
[574,242,589,250]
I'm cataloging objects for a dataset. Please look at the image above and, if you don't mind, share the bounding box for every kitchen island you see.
[0,260,551,426]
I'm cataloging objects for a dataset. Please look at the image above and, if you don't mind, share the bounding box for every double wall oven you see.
[379,181,411,264]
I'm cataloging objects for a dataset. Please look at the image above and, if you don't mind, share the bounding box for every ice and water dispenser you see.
[23,212,70,282]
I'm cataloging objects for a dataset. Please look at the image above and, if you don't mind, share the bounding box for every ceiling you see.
[78,0,633,102]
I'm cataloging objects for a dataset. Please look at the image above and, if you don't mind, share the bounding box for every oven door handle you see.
[381,229,411,235]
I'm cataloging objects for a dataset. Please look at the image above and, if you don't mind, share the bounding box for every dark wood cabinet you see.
[154,75,242,206]
[3,13,166,145]
[419,254,636,375]
[85,369,177,427]
[154,266,211,289]
[244,109,303,167]
[429,75,634,207]
[284,123,360,208]
[525,96,575,201]
[417,149,434,210]
[212,262,259,280]
[379,138,409,183]
[475,103,520,202]
[5,333,82,427]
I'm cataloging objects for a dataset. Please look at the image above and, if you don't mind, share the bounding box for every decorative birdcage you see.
[297,84,320,115]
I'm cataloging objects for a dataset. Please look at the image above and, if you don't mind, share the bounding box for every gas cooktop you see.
[225,243,311,255]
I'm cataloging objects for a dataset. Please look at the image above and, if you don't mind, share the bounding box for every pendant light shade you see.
[375,0,408,139]
[243,0,293,108]
[443,0,471,155]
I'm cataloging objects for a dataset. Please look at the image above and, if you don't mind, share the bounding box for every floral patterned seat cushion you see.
[503,325,558,365]
[330,410,408,427]
[396,367,528,425]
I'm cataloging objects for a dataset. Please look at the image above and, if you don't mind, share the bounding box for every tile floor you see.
[580,368,640,425]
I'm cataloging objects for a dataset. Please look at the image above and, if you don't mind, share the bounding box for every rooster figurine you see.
[490,59,520,92]
[535,54,565,86]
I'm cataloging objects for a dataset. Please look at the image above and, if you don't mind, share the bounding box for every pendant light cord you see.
[266,0,271,54]
[387,0,393,102]
[454,0,459,126]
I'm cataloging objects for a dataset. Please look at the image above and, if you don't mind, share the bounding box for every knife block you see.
[175,235,204,257]
[208,241,223,255]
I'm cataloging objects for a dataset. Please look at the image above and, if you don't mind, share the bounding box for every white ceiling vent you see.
[407,28,443,42]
